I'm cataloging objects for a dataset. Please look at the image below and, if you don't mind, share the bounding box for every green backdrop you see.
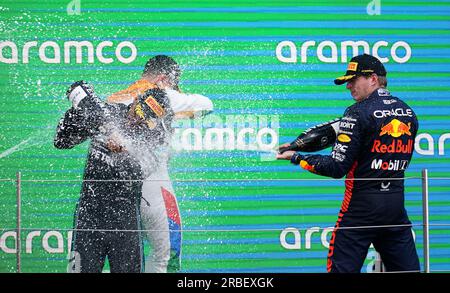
[0,0,449,272]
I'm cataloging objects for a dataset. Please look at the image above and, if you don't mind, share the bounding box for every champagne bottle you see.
[278,118,341,153]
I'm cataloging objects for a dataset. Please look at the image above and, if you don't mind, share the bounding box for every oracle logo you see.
[373,108,413,119]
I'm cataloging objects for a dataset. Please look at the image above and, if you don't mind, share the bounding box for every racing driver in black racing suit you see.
[54,81,173,273]
[277,54,420,273]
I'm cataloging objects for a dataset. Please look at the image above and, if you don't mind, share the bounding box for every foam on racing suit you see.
[297,88,420,272]
[54,90,170,273]
[107,79,213,273]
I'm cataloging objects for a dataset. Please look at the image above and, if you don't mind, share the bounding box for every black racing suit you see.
[55,94,163,273]
[293,88,420,273]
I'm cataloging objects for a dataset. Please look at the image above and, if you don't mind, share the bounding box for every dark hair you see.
[142,55,181,86]
[361,73,388,88]
[378,75,388,87]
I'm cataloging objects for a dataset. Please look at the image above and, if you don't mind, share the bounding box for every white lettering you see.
[371,159,408,171]
[173,115,279,151]
[0,41,18,64]
[96,41,114,64]
[332,152,346,162]
[317,41,338,63]
[341,41,370,63]
[366,251,385,272]
[115,41,137,64]
[276,41,297,63]
[203,128,235,150]
[438,133,450,155]
[67,251,81,273]
[22,41,38,64]
[300,40,316,63]
[275,40,411,64]
[373,108,413,118]
[339,121,355,129]
[334,143,348,153]
[372,41,389,63]
[0,41,138,64]
[26,231,41,253]
[391,41,412,63]
[321,228,334,248]
[256,128,278,151]
[305,227,320,249]
[175,127,279,152]
[415,133,434,156]
[280,228,301,250]
[383,99,397,105]
[280,227,335,250]
[42,231,64,254]
[67,0,81,15]
[64,41,94,64]
[181,128,203,151]
[67,231,73,253]
[0,231,16,253]
[39,41,61,64]
[367,0,381,15]
[371,159,383,169]
[236,128,256,150]
[0,230,76,255]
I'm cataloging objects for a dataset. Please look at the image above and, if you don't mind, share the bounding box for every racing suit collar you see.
[107,79,157,104]
[359,87,389,103]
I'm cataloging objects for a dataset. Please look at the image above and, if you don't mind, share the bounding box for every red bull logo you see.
[371,139,413,154]
[379,119,411,138]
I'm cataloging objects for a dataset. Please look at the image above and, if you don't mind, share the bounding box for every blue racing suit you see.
[291,88,420,273]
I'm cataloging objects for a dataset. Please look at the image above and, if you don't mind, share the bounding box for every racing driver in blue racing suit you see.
[277,54,420,273]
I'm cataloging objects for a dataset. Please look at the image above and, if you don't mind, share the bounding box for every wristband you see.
[290,152,304,165]
[68,85,89,109]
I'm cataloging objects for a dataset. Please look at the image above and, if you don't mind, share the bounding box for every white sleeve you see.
[165,89,213,114]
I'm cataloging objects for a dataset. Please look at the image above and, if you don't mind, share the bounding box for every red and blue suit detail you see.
[291,88,420,273]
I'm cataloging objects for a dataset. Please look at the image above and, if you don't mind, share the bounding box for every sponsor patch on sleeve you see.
[145,95,165,117]
[337,134,352,143]
[300,160,316,173]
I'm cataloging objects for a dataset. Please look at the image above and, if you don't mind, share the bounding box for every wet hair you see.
[378,75,388,88]
[361,73,388,88]
[142,55,181,87]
